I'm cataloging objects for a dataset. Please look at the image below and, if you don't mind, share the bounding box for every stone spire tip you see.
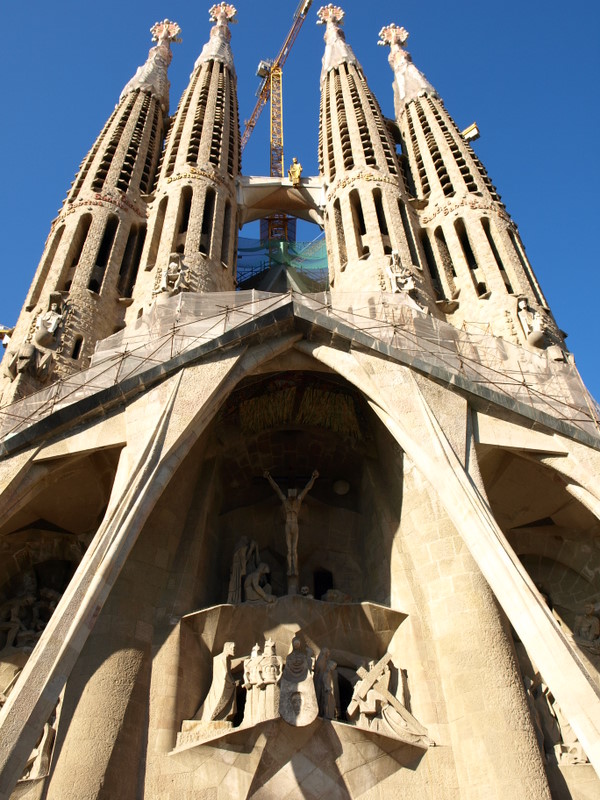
[150,19,182,45]
[119,19,181,109]
[317,5,345,26]
[380,23,437,111]
[209,3,237,25]
[193,4,237,75]
[378,24,409,49]
[317,5,360,84]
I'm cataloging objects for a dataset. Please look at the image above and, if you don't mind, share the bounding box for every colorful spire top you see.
[194,3,237,73]
[119,20,181,110]
[379,24,437,111]
[119,19,181,111]
[317,4,345,26]
[317,5,359,84]
[209,3,237,27]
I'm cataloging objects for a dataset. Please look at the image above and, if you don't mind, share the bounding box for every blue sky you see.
[2,1,599,400]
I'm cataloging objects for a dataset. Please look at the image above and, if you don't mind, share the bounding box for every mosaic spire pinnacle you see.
[194,3,238,73]
[317,5,359,85]
[120,20,181,109]
[379,24,437,111]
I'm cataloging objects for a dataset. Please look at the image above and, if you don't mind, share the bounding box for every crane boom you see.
[241,0,312,151]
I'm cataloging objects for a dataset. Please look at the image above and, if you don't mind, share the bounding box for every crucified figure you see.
[264,470,319,576]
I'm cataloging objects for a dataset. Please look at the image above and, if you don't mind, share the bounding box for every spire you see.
[378,24,437,113]
[120,20,181,111]
[193,3,237,74]
[317,5,359,85]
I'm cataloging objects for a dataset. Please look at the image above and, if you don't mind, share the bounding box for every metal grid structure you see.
[1,291,598,448]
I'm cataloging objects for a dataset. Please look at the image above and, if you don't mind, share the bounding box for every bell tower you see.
[0,20,180,405]
[380,23,565,352]
[317,6,438,306]
[128,2,241,317]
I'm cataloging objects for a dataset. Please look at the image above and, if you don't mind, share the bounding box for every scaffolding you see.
[1,291,598,449]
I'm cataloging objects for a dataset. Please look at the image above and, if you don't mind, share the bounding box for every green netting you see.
[236,236,328,290]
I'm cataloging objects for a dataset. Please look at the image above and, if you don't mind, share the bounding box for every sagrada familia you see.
[0,4,599,798]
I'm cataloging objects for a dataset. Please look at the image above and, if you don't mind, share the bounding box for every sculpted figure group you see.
[182,637,432,749]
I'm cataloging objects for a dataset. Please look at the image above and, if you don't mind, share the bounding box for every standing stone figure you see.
[314,647,339,719]
[288,157,303,186]
[264,470,319,576]
[227,536,260,604]
[34,300,64,347]
[194,642,237,724]
[242,643,262,725]
[258,638,284,721]
[279,636,318,726]
[347,654,432,747]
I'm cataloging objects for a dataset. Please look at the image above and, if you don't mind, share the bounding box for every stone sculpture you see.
[243,639,284,725]
[517,297,546,347]
[387,252,417,295]
[156,253,187,295]
[264,470,319,576]
[7,344,53,382]
[193,642,237,724]
[244,563,276,604]
[242,643,262,725]
[34,299,64,347]
[314,647,339,720]
[227,536,260,604]
[279,636,318,726]
[574,604,600,642]
[288,157,303,186]
[347,654,432,747]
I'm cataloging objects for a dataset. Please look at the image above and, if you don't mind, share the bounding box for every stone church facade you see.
[0,5,599,799]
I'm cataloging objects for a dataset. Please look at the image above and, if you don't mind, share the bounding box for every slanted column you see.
[0,21,179,406]
[129,3,240,316]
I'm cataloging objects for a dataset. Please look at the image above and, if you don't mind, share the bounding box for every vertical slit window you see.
[456,218,487,296]
[165,71,200,178]
[71,336,83,360]
[117,92,151,193]
[420,231,443,299]
[188,68,212,165]
[373,189,389,236]
[508,228,543,304]
[92,94,136,192]
[349,190,367,257]
[89,215,119,293]
[434,227,457,281]
[199,188,216,255]
[334,70,354,172]
[140,101,161,195]
[27,225,65,309]
[406,107,429,196]
[178,186,193,235]
[398,200,419,267]
[333,199,347,270]
[482,218,513,293]
[209,63,225,169]
[221,202,232,266]
[118,224,146,297]
[61,214,92,291]
[147,197,168,268]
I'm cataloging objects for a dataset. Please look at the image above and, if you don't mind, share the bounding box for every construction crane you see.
[242,0,313,243]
